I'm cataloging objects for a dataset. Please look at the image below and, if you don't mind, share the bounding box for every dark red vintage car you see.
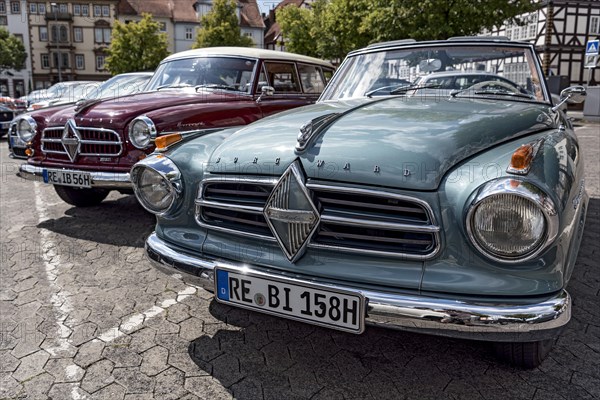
[16,47,334,206]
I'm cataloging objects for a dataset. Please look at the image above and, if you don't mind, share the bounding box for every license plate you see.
[43,169,91,188]
[215,267,365,334]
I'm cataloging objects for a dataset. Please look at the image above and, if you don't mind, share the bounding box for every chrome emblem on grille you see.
[263,160,320,262]
[61,119,81,162]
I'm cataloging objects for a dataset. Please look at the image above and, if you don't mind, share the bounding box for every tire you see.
[54,186,109,207]
[493,339,554,368]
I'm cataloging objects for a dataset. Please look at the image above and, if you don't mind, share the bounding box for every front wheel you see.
[54,186,109,207]
[493,339,554,368]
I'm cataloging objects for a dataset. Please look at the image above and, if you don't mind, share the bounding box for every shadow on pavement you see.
[37,194,155,248]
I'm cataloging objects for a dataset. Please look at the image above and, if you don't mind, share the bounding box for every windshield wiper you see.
[365,83,441,98]
[450,88,534,99]
[156,83,193,91]
[195,84,241,92]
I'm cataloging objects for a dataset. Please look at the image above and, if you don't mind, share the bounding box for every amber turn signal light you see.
[155,133,183,151]
[509,144,534,171]
[25,148,34,157]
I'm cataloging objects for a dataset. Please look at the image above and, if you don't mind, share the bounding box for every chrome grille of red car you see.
[195,177,440,259]
[41,126,123,157]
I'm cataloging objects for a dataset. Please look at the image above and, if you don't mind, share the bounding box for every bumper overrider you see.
[18,164,131,189]
[145,232,571,342]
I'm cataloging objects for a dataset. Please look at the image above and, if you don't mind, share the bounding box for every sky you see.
[257,0,280,14]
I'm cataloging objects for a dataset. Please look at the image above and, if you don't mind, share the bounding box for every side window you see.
[298,64,326,93]
[263,62,301,93]
[322,68,334,83]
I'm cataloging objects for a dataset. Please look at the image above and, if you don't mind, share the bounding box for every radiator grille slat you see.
[196,178,439,259]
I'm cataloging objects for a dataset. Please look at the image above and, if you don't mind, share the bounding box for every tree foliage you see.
[276,0,540,60]
[106,13,169,75]
[0,27,27,73]
[193,0,254,48]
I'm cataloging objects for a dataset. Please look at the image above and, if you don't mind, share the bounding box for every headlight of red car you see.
[128,115,157,149]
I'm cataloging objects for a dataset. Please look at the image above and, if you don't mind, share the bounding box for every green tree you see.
[0,27,27,74]
[106,13,169,75]
[193,0,254,48]
[276,5,316,57]
[361,0,540,42]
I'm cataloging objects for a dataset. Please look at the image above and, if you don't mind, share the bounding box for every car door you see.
[256,61,316,117]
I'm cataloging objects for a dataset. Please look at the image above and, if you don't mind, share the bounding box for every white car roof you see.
[161,47,334,68]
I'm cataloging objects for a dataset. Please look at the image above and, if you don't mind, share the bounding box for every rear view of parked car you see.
[15,47,334,206]
[136,37,587,368]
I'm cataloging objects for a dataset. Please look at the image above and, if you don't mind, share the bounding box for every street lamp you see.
[50,2,61,82]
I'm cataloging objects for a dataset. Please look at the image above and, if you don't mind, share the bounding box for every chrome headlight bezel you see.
[16,115,38,142]
[465,178,559,263]
[130,155,183,216]
[128,116,157,149]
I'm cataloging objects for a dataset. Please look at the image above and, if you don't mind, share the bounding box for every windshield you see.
[146,56,257,93]
[320,44,548,103]
[83,74,151,100]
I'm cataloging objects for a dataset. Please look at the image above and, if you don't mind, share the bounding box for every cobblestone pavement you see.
[0,121,599,400]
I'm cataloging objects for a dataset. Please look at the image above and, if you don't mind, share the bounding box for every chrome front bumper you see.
[18,164,131,189]
[145,232,571,342]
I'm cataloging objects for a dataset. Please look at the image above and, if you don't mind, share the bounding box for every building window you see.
[41,54,50,69]
[591,16,600,34]
[93,5,101,17]
[73,4,80,15]
[0,2,5,13]
[38,3,46,14]
[59,25,68,42]
[94,27,111,43]
[96,55,105,70]
[75,54,85,70]
[244,32,252,37]
[185,27,193,40]
[81,4,89,16]
[102,5,109,17]
[159,22,167,32]
[52,53,69,68]
[73,27,83,42]
[0,16,6,25]
[59,3,67,13]
[39,26,48,41]
[10,1,20,14]
[29,3,37,14]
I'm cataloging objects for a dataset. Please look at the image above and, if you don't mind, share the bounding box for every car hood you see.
[209,97,556,190]
[46,89,250,128]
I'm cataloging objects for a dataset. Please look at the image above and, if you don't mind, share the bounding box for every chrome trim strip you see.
[196,199,264,214]
[145,232,571,342]
[465,178,559,263]
[320,214,440,233]
[18,163,131,189]
[194,205,277,242]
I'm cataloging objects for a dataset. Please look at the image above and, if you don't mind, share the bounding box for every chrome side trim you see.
[465,178,559,263]
[18,163,131,189]
[145,232,571,342]
[320,214,440,233]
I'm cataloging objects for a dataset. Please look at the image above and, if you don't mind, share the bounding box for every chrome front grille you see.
[196,176,440,259]
[41,126,123,157]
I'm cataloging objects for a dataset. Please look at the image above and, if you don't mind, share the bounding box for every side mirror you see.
[552,85,586,112]
[256,85,275,103]
[261,85,275,96]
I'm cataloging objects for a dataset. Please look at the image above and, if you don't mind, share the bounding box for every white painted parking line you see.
[97,286,197,343]
[34,182,87,399]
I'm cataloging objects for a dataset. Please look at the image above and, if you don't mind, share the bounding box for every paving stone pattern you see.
[0,122,598,399]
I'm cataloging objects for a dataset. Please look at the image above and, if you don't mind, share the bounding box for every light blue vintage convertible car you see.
[132,38,587,368]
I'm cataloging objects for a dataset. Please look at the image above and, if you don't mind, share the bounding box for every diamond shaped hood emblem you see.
[61,119,81,162]
[263,160,320,262]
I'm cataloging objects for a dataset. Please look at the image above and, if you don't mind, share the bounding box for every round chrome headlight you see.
[131,156,182,216]
[128,116,157,149]
[16,116,37,142]
[466,179,558,262]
